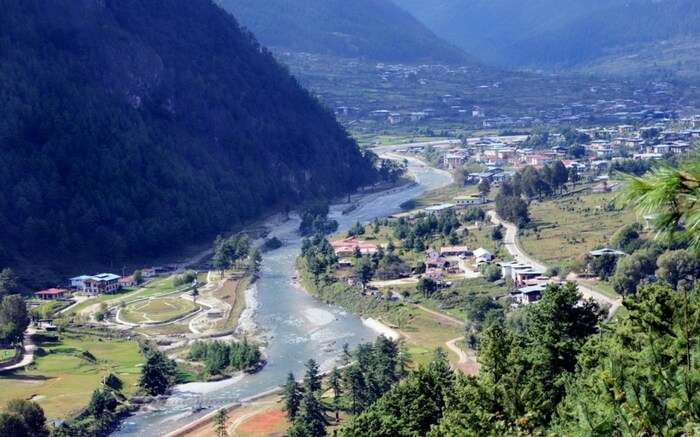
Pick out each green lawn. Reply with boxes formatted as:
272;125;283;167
415;278;508;321
0;333;142;420
0;348;16;361
519;191;640;267
120;296;197;324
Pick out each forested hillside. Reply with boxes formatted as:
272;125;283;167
216;0;470;64
396;0;700;77
0;0;376;281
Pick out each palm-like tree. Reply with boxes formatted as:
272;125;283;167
617;156;700;246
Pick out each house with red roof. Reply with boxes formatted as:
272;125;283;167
330;238;379;257
35;288;68;300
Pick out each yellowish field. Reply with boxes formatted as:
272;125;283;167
519;192;640;267
0;333;142;420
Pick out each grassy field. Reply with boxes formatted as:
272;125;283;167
136;322;192;337
353;133;450;147
0;332;142;420
519;192;640;267
397;309;463;368
0;348;16;361
415;277;508;322
412;184;480;209
120;296;197;324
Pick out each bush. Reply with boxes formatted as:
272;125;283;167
263;237;283;251
173;270;197;287
399;199;417;210
80;350;97;363
482;264;502;282
104;373;123;391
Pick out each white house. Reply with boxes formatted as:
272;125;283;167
69;275;92;289
473;248;493;263
83;273;121;294
425;203;456;215
511;284;546;306
454;194;486;207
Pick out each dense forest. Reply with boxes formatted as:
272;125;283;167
0;0;377;282
396;0;700;77
216;0;470;64
340;282;700;436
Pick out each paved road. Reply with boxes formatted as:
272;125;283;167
0;328;36;372
487;210;623;317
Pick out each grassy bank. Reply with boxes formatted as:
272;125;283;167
298;263;463;368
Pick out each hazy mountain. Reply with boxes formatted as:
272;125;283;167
216;0;471;64
396;0;700;77
0;0;376;279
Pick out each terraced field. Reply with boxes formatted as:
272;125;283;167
120;296;198;325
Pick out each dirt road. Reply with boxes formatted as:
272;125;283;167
487;210;623;316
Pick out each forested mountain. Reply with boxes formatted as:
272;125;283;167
216;0;470;64
396;0;700;78
0;0;376;281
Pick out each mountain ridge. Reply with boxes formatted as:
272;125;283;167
217;0;471;64
0;0;376;282
395;0;700;78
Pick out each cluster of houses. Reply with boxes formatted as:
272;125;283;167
33;266;172;301
324;54;689;132
35;273;121;301
330;238;379;257
424;246;493;286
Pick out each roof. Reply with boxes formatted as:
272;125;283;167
473;248;492;258
330;238;378;253
86;273;121;282
439;246;470;254
36;288;66;296
517;284;547;294
589;248;627;257
70;275;92;281
425;203;455;212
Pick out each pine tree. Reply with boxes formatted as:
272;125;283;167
296;389;326;437
283;373;302;420
213;408;228;437
329;367;342;421
304;359;322;393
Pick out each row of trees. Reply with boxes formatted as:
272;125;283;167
283;336;406;436
189;339;262;376
212;234;252;274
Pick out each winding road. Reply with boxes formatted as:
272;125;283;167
487;210;623;317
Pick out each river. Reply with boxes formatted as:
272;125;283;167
114;155;452;436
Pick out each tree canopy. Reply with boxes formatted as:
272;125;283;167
0;0;376;281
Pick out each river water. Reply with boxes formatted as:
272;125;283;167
114;156;452;436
